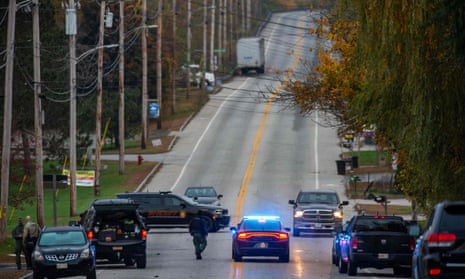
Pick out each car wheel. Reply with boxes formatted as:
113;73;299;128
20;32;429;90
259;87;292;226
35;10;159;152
87;268;97;279
393;266;410;277
33;272;43;279
338;256;347;273
124;257;135;266
279;253;290;263
232;247;242;262
293;227;300;237
136;253;147;269
347;259;357;276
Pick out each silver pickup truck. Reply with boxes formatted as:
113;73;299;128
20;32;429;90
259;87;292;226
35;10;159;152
289;190;349;236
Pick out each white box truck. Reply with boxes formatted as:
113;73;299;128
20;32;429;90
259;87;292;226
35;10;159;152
236;37;265;74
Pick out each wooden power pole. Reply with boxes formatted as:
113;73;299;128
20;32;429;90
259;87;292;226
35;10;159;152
0;0;17;241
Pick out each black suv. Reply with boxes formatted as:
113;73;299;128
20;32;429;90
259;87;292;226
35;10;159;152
32;225;96;279
116;191;230;232
412;201;465;279
79;198;147;268
289;190;349;236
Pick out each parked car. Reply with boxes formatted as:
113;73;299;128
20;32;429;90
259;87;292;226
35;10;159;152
184;186;223;206
412;201;465;279
79;198;147;268
32;225;96;279
116;191;230;232
230;215;290;262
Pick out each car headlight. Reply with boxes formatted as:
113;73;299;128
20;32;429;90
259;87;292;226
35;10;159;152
32;250;44;261
80;248;91;259
333;211;343;219
294;210;304;218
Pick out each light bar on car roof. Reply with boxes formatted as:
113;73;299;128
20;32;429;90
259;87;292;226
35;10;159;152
243;215;280;221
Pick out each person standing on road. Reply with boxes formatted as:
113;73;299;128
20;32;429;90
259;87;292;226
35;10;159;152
12;217;25;270
23;215;41;269
189;210;209;260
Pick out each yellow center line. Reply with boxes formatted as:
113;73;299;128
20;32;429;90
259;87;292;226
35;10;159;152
229;14;307;279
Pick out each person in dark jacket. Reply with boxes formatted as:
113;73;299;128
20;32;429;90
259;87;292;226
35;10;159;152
188;210;209;260
12;218;25;270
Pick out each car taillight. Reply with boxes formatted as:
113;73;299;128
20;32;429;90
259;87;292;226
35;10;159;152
351;237;358;249
427;232;456;247
410;239;416;250
87;230;93;240
429;268;441;276
238;232;248;239
141;228;147;240
278;233;289;240
237;232;289;240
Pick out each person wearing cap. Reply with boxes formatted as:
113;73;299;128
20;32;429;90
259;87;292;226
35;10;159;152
23;215;41;269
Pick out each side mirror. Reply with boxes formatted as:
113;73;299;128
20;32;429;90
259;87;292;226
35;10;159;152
218;194;223;199
288;200;296;205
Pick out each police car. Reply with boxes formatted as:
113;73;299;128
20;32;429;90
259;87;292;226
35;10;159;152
116;191;230;232
230;216;290;262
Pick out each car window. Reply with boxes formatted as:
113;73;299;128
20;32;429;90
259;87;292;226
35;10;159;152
298;193;338;204
355;218;407;232
439;205;465;233
164;196;184;206
39;231;86;246
243;220;281;231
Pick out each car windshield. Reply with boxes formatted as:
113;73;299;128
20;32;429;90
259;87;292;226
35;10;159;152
298;192;338;205
39;231;86;246
185;187;217;198
242;220;281;231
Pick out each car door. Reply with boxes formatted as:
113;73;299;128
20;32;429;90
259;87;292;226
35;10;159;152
160;195;189;225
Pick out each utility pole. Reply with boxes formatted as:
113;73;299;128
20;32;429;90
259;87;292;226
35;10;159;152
156;0;163;129
118;0;125;174
0;0;16;241
201;0;207;103
141;0;148;149
32;0;44;227
210;0;215;72
171;0;176;114
67;0;78;216
221;0;227;72
246;0;251;33
95;0;106;195
240;0;245;35
186;0;191;99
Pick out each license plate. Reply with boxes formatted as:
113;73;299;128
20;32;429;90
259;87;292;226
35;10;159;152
112;246;123;251
315;223;322;228
256;242;268;248
378;253;389;259
56;263;68;269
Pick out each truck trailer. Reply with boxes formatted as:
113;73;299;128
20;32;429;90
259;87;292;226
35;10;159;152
236;37;265;74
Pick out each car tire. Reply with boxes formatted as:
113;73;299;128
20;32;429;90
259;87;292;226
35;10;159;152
232;247;242;262
87;268;97;279
136;254;147;269
293;227;300;237
279;253;290;263
393;266;410;277
124;257;135;266
338;256;347;273
33;272;43;279
347;259;357;276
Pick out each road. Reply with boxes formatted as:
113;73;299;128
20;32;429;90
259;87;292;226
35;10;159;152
92;10;407;279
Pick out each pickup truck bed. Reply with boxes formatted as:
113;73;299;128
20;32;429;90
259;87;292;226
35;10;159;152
336;215;416;276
